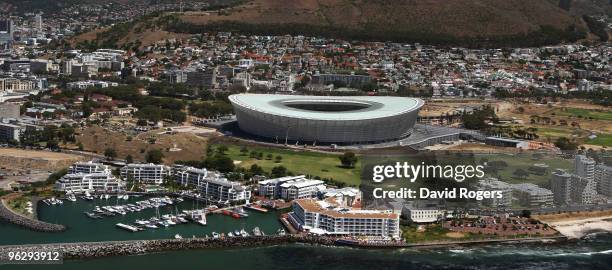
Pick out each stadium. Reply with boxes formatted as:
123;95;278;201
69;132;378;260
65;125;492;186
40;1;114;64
229;94;424;144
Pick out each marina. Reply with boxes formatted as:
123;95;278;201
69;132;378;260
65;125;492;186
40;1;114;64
0;196;284;245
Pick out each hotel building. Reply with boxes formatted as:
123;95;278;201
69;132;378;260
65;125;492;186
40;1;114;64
120;163;171;185
550;169;597;205
55;172;123;193
288;198;400;238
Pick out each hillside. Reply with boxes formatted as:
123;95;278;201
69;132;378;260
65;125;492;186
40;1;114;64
73;0;611;48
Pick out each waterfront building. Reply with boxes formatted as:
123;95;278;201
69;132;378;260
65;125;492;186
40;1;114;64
199;177;251;204
173;165;250;204
478;178;513;208
279;179;326;201
55;172;123;193
120;163;171;185
551;169;597;205
288;198;400;238
401;200;445;223
595;164;612;197
68;161;111;174
511;183;553;208
257;175;308;199
319;187;360;207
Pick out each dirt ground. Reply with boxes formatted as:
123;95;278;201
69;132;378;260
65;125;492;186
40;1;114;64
0;148;86;190
75;126;213;165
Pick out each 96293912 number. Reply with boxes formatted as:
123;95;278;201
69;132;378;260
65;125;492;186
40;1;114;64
1;250;63;264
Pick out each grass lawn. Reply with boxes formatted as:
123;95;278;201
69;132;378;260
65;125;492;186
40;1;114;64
587;133;612;147
486;153;572;187
553;108;612;121
213;144;361;186
5;195;33;217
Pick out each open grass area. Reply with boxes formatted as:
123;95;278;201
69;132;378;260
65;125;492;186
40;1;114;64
587;133;612;147
401;224;500;243
214;144;361;186
4;195;33;218
485;153;572;187
553;108;612;121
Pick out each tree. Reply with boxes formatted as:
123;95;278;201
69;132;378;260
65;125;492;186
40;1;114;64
145;149;164;163
275;155;282;163
271;166;288;178
240;146;249;155
249;164;264;176
513;168;529;179
266;153;273;160
216;145;229;155
104;148;117;160
125;154;134;164
554;137;578;151
339;152;358;168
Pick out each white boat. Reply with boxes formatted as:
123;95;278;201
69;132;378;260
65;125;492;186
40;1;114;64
134;219;149;225
174;234;183;239
252;227;262;236
66;194;77;202
227;232;234;237
116;223;139;232
240;229;249;237
145;224;158;229
212;232;220;239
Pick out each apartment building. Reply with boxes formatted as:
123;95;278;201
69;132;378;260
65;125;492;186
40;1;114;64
258;175;307;199
512;183;554;208
55;172;123;193
199;177;251;204
120;163;171;185
478;178;513;208
595;164;612;197
575;155;596;181
68;161;111;174
279;179;326;201
288;198;400;238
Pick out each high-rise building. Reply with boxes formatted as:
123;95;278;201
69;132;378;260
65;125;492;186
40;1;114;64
595;164;612;197
575;155;595;181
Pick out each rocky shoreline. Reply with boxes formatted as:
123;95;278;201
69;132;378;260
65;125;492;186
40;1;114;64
0;235;334;260
0;199;66;233
0;234;570;262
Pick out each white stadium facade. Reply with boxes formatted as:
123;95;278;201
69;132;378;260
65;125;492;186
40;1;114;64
229;94;424;144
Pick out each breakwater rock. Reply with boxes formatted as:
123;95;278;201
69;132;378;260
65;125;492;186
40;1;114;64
0;235;336;260
0;200;66;233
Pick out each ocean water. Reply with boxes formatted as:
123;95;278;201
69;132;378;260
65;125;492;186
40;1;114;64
1;198;611;270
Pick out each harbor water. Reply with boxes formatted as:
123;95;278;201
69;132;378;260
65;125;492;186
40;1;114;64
0;197;283;245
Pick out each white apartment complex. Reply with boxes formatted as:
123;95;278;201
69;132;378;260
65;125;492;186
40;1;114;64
288;198;400;238
279;179;326;201
174;166;251;204
512;183;554;208
120;163;171;185
478;178;513;208
258;175;306;199
55;172;123;193
258;175;325;201
68;161;110;174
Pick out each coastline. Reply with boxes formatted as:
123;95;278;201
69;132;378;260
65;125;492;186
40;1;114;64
542;216;612;239
0;235;569;261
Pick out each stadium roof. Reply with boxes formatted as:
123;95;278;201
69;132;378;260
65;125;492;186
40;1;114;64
229;94;423;121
